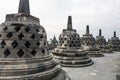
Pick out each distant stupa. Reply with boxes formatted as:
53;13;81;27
96;29;106;47
0;0;70;80
48;36;58;50
95;29;112;53
52;16;93;67
81;25;104;57
108;31;120;51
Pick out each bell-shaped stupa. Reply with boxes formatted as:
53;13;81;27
48;36;58;51
0;0;70;80
52;16;93;67
81;25;104;57
108;31;120;51
96;29;112;53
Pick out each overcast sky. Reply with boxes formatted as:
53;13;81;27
0;0;120;40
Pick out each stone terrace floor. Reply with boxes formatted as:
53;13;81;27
63;52;120;80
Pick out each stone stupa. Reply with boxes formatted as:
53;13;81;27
81;25;104;57
52;16;93;67
48;36;58;51
0;0;70;80
108;31;120;51
96;29;112;53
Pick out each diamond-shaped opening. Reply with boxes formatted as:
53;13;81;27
69;44;72;47
4;49;10;58
40;35;44;38
36;29;39;32
7;32;13;38
25;41;31;48
17;49;24;57
12;40;18;48
44;41;46;46
36;42;40;46
3;26;8;31
31;34;36;40
71;41;74;43
42;49;45;54
31;49;37;56
1;40;6;48
25;27;30;32
0;34;2;37
15;26;20;32
64;44;67;46
18;33;24;40
74;45;76;47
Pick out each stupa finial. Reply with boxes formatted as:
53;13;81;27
67;16;72;30
18;0;30;14
114;31;116;37
53;35;56;40
86;25;90;34
99;29;102;36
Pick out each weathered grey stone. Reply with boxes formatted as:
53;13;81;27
95;29;113;53
48;36;58;51
52;16;93;67
18;0;30;14
108;31;120;51
63;52;120;80
81;25;104;57
0;0;70;80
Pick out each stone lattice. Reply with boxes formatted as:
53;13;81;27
52;16;93;67
0;0;70;80
81;25;104;57
48;36;58;50
108;31;120;51
95;29;112;53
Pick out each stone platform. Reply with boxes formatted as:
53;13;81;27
63;52;120;80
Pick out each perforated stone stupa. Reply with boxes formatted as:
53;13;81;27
48;36;58;51
0;0;70;80
52;16;93;67
95;29;112;53
108;31;120;51
81;25;104;57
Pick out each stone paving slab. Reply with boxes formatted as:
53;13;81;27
63;52;120;80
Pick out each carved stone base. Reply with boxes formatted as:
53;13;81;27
100;49;113;53
0;56;70;80
110;48;120;51
52;48;93;67
85;51;104;57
